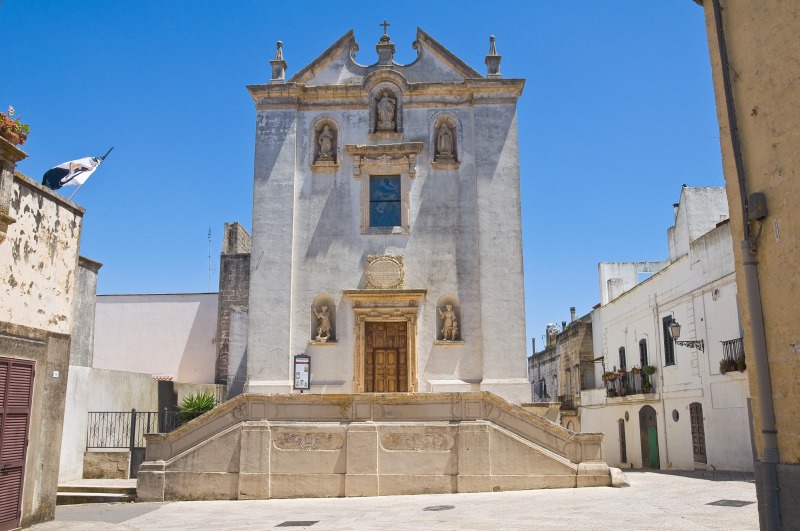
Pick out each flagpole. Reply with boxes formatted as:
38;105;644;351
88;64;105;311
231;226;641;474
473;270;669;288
68;181;87;201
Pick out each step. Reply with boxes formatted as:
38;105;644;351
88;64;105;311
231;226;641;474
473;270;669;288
58;485;137;495
56;491;137;505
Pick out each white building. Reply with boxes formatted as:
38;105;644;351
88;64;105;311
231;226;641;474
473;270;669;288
235;28;530;403
59;292;220;482
581;186;752;472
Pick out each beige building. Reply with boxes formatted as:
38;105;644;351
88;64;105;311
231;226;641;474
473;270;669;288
696;1;800;528
0;139;84;529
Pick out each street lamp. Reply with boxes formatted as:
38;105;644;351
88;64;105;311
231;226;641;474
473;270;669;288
668;319;704;351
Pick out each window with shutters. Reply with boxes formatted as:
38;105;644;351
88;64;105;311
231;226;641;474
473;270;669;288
663;316;676;365
0;357;35;531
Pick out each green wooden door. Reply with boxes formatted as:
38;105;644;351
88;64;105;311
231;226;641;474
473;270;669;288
648;426;660;469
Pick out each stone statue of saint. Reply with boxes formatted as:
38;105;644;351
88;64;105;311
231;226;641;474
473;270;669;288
314;305;333;342
437;126;453;158
376;93;396;131
545;323;559;347
438;304;458;341
318;125;333;159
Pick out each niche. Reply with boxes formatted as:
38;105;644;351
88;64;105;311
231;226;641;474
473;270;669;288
434;295;463;344
368;82;403;140
430;113;460;170
310;294;336;343
311;116;340;173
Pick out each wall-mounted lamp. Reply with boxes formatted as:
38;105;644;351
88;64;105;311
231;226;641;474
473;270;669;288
668;319;704;351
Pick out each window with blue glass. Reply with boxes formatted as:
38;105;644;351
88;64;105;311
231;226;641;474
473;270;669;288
369;175;401;227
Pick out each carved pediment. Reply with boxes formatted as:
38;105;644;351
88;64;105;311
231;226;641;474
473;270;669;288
345;142;422;180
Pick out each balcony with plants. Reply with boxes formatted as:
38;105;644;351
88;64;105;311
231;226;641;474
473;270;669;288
603;364;657;398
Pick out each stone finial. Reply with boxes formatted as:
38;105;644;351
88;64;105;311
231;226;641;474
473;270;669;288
485;35;502;79
270;40;288;84
376;20;395;66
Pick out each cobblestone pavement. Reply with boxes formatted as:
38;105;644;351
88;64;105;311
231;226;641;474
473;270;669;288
33;471;758;530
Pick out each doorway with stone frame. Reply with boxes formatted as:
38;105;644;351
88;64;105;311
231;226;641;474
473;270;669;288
364;321;407;392
347;290;424;394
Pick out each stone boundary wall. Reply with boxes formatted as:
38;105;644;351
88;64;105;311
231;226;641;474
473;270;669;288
138;392;609;500
83;450;130;480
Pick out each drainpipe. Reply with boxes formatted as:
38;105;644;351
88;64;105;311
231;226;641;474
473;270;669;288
710;1;780;528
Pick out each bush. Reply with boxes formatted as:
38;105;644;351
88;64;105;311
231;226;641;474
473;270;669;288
179;391;216;424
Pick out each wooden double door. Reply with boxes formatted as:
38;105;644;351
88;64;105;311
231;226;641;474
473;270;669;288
364;322;408;393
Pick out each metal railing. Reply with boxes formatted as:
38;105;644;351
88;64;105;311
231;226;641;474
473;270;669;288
86;409;180;449
604;373;656;397
86;408;180;478
720;337;746;373
722;337;744;361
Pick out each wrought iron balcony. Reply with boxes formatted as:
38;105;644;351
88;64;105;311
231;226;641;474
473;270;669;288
720;337;746;374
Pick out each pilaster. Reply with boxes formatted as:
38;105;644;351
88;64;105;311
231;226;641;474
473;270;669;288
0;137;26;244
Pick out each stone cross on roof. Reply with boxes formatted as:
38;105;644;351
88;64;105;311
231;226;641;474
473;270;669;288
380;19;391;35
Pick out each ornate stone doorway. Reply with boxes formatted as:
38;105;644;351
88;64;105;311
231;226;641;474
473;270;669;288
364;322;408;392
346;289;424;393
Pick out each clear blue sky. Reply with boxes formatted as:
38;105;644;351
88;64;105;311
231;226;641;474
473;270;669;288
1;1;723;356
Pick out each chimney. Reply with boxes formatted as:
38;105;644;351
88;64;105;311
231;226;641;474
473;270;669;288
570;307;577;322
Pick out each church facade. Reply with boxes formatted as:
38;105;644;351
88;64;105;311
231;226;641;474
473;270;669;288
238;27;529;404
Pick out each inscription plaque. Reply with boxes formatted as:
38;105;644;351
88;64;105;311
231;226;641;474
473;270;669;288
381;432;454;451
366;255;404;289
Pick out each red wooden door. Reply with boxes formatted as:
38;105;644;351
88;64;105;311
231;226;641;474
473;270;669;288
0;358;35;531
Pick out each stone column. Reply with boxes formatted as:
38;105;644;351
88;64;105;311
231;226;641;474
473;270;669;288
0;137;26;244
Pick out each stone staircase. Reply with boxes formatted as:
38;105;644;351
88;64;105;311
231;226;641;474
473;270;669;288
57;479;137;505
138;392;611;501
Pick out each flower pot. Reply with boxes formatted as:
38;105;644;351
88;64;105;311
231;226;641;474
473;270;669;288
0;130;20;145
643;386;652;394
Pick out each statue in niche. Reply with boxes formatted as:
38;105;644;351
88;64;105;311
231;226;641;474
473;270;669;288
317;125;334;160
438;304;458;341
376;92;396;131
314;305;333;342
436;125;454;160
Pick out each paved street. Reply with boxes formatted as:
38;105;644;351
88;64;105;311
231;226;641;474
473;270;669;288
33;471;758;530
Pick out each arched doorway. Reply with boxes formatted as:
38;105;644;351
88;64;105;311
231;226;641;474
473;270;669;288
690;402;707;464
639;405;660;469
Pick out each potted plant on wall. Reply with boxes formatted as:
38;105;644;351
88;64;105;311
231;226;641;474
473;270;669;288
630;366;641;375
0;109;29;146
736;352;747;372
642;365;656;393
641;374;653;393
602;371;617;382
